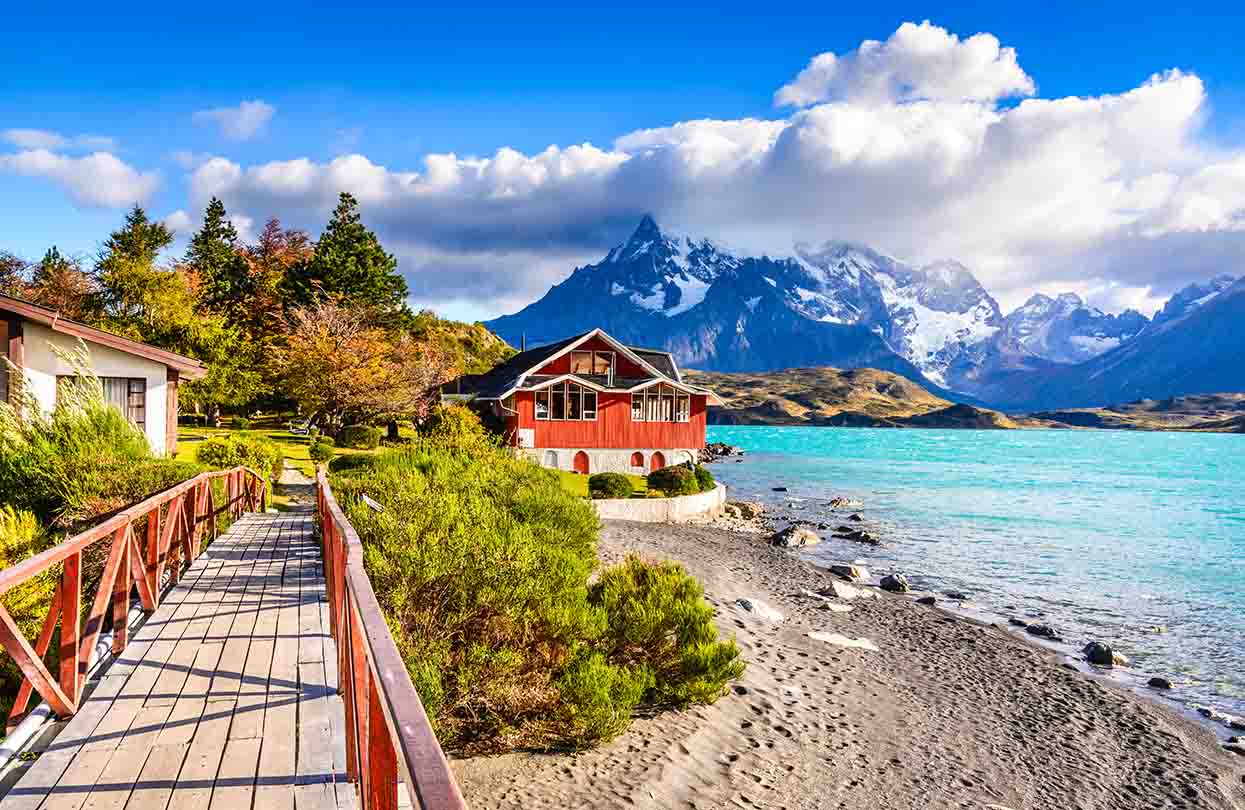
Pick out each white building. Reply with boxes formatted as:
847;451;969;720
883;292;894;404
1;294;205;456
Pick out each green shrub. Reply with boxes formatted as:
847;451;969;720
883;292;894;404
590;556;744;706
231;416;251;431
339;424;382;450
328;453;376;475
646;465;699;497
195;434;283;481
332;440;743;753
419;404;494;450
308;427;321;441
588;473;633;500
308;439;335;464
0;507;59;717
314;435;335;447
693;464;715;493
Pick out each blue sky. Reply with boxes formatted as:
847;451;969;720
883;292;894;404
3;2;1245;320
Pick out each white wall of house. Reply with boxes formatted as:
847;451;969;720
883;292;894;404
21;323;171;456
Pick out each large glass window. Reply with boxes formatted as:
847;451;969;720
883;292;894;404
57;375;146;429
630;383;691;423
539;382;597;421
570;350;614;376
570;351;593;374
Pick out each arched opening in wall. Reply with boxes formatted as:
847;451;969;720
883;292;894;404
630;451;644;468
543;450;558;469
680;451;696;466
650;451;666;473
573;451;590;475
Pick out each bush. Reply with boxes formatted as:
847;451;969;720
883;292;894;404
308;439;335;464
419;404;494;450
646;465;699;497
588;473;633;500
0;507;58;717
308;427;321;441
590;556;744;706
693;464;715;492
195;434;283;481
231;416;251;431
332;440;743;753
328;453;376;475
339;424;382;450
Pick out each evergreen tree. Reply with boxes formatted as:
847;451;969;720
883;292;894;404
285;192;409;323
185;197;252;313
94;205;176;323
28;247;98;321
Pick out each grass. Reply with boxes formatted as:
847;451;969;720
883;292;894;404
554;470;648;499
176;415;393;478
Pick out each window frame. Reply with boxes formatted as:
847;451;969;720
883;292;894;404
534;389;550;420
629;382;693;424
57;374;147;430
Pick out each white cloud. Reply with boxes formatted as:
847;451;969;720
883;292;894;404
182;22;1245;316
2;129;119;152
191;100;276;141
163;209;194;234
775;21;1035;107
0;149;160;208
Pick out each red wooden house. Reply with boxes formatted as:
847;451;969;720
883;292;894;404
442;329;722;475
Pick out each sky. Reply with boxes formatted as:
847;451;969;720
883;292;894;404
3;1;1245;322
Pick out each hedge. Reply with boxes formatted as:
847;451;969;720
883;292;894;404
588;473;633;500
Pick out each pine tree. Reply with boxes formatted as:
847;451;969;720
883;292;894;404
94;206;177;327
185;197;252;313
285;192;410;323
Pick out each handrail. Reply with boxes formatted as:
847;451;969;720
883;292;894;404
316;468;468;810
0;466;267;727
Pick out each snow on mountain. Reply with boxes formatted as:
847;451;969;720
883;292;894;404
1150;274;1238;327
992;292;1148;366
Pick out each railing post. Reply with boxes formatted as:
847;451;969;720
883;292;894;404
111;526;131;653
146;505;160;609
59;553;81;701
367;673;399;810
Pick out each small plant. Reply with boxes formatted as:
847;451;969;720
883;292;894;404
589;472;633;500
590;555;744;706
339;424;383;450
231;416;251;431
693;464;715;492
308;439;335;464
556;649;651;745
646;465;699;497
308;427;321;441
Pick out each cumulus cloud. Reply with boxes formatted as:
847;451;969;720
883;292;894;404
0;149;159;208
163;209;194;235
184;21;1245;316
192;100;276;141
2;128;119;151
774;21;1035;107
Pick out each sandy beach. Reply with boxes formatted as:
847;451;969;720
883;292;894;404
453;519;1245;810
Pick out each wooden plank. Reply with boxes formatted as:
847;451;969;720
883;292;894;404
37;747;113;810
206;737;260;810
166;700;232;810
61;554;82;702
75;740;149;810
121;742;187;810
0;603;74;717
0;750;76;810
8;583;63;727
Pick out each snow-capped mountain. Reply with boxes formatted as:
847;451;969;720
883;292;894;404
484;216;1241;406
1150;274;1238;327
992;293;1148;365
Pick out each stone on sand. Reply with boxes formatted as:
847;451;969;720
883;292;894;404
828;564;869;581
1147;677;1173;690
771;525;821;548
731;501;764;519
1083;641;1116;667
819;580;877;601
735;598;784;622
916;595;936;606
807;631;879;652
880;573;910;593
798;589;854;612
1026;624;1060;641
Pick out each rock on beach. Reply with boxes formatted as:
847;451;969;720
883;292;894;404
771;525;821;548
879;573;910;593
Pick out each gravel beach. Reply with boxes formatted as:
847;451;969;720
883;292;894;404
453;519;1245;810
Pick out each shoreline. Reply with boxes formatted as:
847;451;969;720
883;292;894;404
453;519;1245;809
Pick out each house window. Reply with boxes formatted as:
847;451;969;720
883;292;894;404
539;381;597;421
535;390;549;420
57;375;147;430
570;350;614;376
630;383;691;423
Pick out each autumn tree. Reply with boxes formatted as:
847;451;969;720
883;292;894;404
278;301;451;433
284;193;410;325
27;248;98;321
0;251;27;297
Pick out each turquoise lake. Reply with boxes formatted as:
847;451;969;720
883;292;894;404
706;425;1245;726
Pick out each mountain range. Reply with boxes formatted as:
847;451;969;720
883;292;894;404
484;217;1244;411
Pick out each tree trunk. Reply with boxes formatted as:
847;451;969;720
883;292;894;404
207;403;220;428
387;420;400;442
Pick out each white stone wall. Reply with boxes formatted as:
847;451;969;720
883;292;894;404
593;483;727;523
20;323;171;456
519;447;699;475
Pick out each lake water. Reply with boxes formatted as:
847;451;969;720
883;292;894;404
706;425;1245;730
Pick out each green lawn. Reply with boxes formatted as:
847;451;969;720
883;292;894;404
554;469;649;499
176;416;382;477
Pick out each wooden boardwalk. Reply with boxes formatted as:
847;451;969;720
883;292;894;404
0;508;356;810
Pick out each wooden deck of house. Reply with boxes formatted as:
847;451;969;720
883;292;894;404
0;508;356;810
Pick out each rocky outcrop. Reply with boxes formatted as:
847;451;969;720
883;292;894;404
1147;677;1173;690
770;525;821;548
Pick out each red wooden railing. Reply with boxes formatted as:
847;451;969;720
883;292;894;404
316;469;468;810
0;467;266;727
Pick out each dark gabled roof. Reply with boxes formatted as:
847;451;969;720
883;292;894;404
440;332;588;399
0;293;207;379
630;349;680;381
